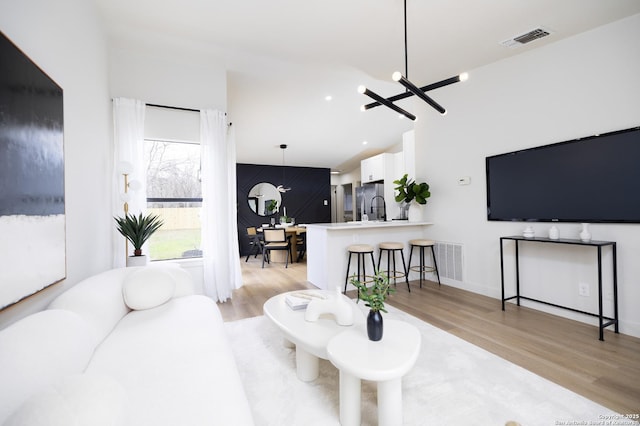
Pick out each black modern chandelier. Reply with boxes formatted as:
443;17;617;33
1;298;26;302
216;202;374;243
358;0;468;120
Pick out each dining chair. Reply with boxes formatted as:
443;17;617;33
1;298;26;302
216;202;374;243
261;228;292;268
245;226;263;262
296;231;306;262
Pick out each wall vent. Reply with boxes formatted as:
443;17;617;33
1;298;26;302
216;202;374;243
434;241;463;282
500;27;552;48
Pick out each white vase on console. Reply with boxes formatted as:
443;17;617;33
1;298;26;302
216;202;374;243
579;223;591;242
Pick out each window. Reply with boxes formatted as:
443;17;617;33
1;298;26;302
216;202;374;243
145;139;202;260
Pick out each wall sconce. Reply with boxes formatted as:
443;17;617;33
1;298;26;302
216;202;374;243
119;161;141;215
118;161;141;258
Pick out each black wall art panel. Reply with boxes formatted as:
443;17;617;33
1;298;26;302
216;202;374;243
236;163;331;256
0;31;65;309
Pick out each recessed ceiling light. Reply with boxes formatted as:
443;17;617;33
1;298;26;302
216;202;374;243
325;95;332;101
362;141;368;145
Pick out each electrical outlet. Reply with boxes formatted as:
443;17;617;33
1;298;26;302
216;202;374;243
578;282;590;297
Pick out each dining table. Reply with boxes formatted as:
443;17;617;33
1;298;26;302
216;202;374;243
258;225;307;263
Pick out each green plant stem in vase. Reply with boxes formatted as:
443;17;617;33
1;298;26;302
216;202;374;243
349;271;395;341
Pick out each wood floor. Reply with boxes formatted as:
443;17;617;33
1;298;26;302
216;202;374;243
218;257;640;415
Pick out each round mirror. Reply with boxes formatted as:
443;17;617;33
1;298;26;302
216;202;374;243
247;182;282;216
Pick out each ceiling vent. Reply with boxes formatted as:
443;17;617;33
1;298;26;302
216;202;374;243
500;27;552;48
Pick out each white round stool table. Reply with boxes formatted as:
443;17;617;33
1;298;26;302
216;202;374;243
327;320;421;426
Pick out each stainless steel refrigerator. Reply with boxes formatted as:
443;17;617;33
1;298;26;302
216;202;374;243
355;182;386;221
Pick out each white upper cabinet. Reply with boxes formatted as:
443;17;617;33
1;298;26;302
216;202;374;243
361;153;393;183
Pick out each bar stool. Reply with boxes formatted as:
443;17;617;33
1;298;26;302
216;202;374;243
344;244;376;294
377;242;410;292
407;239;441;288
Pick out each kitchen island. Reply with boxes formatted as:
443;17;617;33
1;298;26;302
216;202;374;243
306;221;433;291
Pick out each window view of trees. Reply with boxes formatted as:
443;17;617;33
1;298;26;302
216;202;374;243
145;140;202;260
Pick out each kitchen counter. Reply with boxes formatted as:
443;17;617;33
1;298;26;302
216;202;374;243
306;221;434;291
305;221;432;230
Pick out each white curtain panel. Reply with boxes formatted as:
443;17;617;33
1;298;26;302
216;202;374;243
112;98;146;268
200;110;243;302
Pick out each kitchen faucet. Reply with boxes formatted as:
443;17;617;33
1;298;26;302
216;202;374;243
370;195;387;221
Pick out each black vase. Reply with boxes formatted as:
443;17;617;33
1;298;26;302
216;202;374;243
367;310;383;341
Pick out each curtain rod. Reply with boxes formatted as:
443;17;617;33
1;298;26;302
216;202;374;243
146;102;230;124
146;102;200;113
112;99;226;115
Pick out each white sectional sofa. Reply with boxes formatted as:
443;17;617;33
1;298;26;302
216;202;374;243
0;266;254;426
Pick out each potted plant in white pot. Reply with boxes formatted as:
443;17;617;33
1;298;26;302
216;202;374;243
349;271;395;341
114;212;164;266
393;173;431;221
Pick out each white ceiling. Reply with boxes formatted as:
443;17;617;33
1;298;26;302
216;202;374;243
94;0;640;172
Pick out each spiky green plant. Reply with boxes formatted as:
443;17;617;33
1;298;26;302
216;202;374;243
349;271;395;313
114;213;164;256
393;173;431;205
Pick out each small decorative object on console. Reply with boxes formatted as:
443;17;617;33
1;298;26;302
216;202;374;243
523;226;534;238
579;223;592;242
548;225;559;240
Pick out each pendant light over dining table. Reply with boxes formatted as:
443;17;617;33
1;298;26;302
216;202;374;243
358;0;468;120
276;144;291;193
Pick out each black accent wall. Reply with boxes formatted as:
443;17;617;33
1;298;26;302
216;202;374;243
236;163;331;256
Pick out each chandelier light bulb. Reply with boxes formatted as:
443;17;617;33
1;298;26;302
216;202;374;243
459;72;469;82
392;71;402;82
357;85;366;94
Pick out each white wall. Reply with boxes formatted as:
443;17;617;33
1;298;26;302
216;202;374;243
414;14;640;337
109;46;227;111
0;0;111;328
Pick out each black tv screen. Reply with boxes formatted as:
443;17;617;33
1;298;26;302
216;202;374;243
486;126;640;223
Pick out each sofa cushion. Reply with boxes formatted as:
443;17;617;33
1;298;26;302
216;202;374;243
3;374;126;426
122;267;176;310
0;310;97;423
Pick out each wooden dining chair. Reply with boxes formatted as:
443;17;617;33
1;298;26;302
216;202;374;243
261;228;293;268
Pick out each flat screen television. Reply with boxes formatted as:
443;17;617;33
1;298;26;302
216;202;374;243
486;126;640;223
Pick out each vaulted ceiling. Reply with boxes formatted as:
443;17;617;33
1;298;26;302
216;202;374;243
94;0;640;171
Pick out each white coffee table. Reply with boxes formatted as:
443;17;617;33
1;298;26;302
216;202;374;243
326;319;421;426
263;290;364;381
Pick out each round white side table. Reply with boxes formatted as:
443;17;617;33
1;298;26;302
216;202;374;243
327;319;421;426
263;290;364;381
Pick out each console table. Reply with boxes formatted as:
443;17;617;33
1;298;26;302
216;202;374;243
499;236;618;341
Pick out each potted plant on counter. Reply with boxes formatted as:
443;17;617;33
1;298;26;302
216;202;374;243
393;174;431;220
114;212;164;266
349;271;395;341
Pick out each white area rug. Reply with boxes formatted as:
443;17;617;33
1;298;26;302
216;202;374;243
225;305;622;426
